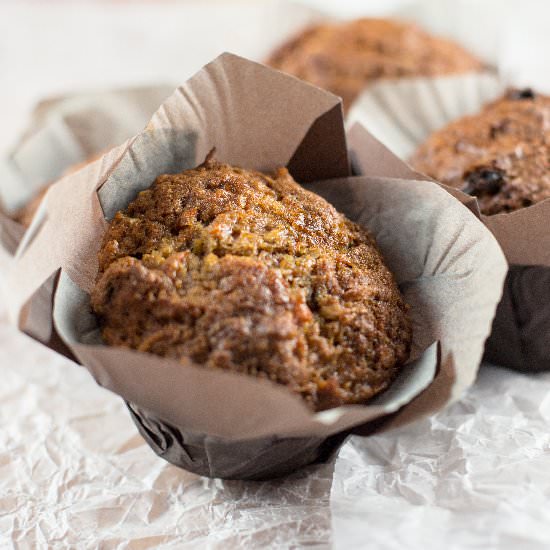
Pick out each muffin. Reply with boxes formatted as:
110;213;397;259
90;152;412;411
410;89;550;215
267;18;483;111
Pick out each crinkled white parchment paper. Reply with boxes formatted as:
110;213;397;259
332;366;550;550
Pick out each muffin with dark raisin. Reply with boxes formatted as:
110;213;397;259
90;152;412;411
267;18;482;111
410;89;550;215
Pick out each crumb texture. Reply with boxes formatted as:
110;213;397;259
91;154;411;410
267;18;482;110
410;89;550;215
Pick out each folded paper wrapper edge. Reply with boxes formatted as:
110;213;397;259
51;264;441;440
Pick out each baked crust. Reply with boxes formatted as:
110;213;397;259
91;153;411;411
410;89;550;215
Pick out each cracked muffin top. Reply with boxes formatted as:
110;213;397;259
267;18;482;111
410;89;550;215
91;152;411;411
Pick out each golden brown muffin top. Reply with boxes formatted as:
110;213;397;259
410;89;550;215
267;18;482;110
91;153;411;410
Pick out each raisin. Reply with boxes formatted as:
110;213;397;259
506;88;536;100
462;167;506;196
522;198;533;207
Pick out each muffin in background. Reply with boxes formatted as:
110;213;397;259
91;152;412;412
267;18;483;110
13;152;104;228
410;89;550;215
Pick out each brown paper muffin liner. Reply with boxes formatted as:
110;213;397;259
348;74;550;372
5;54;506;479
0;85;173;255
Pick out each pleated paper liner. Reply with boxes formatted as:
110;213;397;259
347;72;503;159
348;73;550;372
0;85;173;255
6;54;506;479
